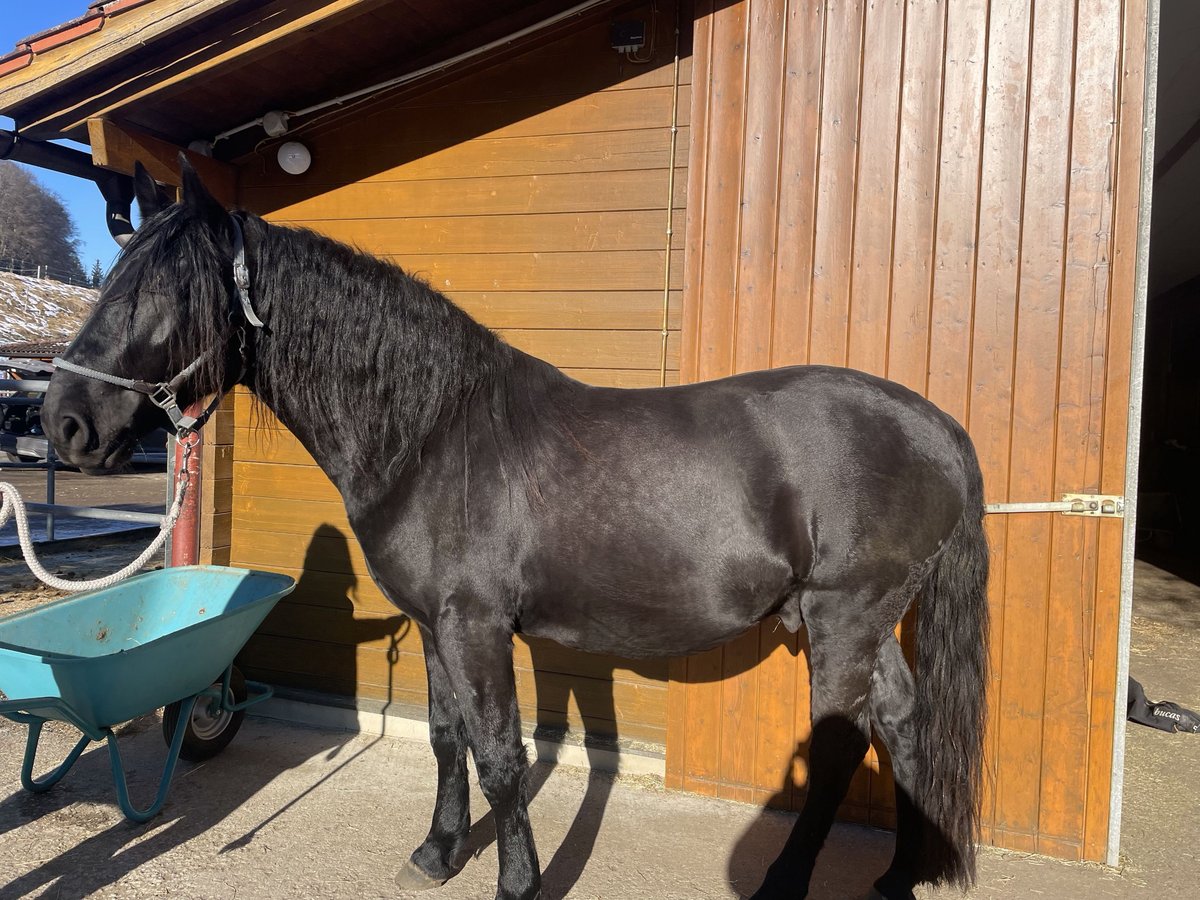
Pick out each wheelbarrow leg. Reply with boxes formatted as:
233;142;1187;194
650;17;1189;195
106;695;199;823
20;719;92;793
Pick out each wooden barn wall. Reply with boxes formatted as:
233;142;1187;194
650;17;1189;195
667;0;1149;863
198;398;233;567
227;5;689;746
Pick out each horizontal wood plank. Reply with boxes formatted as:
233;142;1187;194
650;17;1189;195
233;429;315;465
231;527;371;576
247;169;688;219
393;251;683;293
236;461;339;501
233;496;349;534
498;328;680;369
453;291;683;330
277;209;686;255
251;127;689;187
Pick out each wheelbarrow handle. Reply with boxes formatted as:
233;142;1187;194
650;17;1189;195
20;719;92;793
106;694;199;824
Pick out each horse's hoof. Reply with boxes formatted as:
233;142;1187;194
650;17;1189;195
395;860;447;891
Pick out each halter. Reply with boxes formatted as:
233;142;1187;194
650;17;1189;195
53;215;265;436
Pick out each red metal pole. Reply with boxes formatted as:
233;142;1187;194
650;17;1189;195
169;403;204;567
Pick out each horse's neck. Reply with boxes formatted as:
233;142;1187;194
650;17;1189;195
242;231;511;497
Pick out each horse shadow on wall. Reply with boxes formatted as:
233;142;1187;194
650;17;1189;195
243;522;411;712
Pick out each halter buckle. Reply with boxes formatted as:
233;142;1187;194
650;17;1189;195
233;258;251;294
148;383;176;410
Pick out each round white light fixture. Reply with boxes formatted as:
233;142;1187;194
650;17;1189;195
277;141;311;175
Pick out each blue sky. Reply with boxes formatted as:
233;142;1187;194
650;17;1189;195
1;1;123;274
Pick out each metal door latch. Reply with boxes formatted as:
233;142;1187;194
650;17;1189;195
1061;494;1124;517
985;494;1125;517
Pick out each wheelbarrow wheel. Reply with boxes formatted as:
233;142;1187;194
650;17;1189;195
162;667;248;761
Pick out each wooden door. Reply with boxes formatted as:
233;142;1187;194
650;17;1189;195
667;0;1152;861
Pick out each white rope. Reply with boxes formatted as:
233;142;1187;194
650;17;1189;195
0;446;192;593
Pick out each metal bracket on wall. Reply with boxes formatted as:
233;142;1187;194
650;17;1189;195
985;494;1125;518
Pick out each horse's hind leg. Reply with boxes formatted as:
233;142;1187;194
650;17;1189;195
399;627;472;889
751;590;883;899
867;634;920;900
432;602;540;900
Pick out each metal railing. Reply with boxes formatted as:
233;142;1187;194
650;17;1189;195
0;373;166;541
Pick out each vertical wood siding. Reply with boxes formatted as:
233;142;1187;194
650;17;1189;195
227;4;689;746
669;0;1149;860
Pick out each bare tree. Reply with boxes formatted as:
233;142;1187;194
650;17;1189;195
0;160;87;283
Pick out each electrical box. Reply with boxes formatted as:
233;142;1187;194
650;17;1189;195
611;21;646;54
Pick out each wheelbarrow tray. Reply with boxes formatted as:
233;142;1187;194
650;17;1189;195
0;566;295;731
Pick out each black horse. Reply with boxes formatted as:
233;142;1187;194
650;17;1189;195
42;161;988;900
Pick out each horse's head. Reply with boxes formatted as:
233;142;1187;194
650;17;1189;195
43;159;247;474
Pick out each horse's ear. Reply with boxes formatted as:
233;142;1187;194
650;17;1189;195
133;161;166;221
179;153;226;224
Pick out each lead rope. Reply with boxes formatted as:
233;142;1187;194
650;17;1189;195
0;440;193;593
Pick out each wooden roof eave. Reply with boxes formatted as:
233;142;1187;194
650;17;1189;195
0;0;617;152
0;0;404;144
0;0;247;136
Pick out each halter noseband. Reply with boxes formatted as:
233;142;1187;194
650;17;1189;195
53;215;265;436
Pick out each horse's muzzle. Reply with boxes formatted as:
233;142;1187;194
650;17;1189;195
41;387;103;471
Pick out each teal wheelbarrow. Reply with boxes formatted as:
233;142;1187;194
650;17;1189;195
0;566;295;822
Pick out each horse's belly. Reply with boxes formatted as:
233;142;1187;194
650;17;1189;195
519;578;794;659
524;619;762;659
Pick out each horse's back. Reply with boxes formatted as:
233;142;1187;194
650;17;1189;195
563;364;971;540
502;364;973;654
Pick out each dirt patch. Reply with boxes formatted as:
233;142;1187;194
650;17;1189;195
0;530;165;615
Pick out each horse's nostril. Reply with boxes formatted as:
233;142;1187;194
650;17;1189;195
60;414;81;443
41;393;98;462
53;411;95;455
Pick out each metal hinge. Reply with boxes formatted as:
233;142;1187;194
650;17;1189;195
985;494;1125;518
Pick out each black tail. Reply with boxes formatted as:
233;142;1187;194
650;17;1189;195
912;430;990;887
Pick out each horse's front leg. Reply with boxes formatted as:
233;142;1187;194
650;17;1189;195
398;626;472;889
432;602;540;900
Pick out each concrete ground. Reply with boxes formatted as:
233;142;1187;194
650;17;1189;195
0;553;1196;898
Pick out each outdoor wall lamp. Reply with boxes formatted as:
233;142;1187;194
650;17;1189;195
276;141;311;175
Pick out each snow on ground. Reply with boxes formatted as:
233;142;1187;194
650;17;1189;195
0;271;96;343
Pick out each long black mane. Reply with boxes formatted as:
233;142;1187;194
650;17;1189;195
109;204;542;479
245;215;522;475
